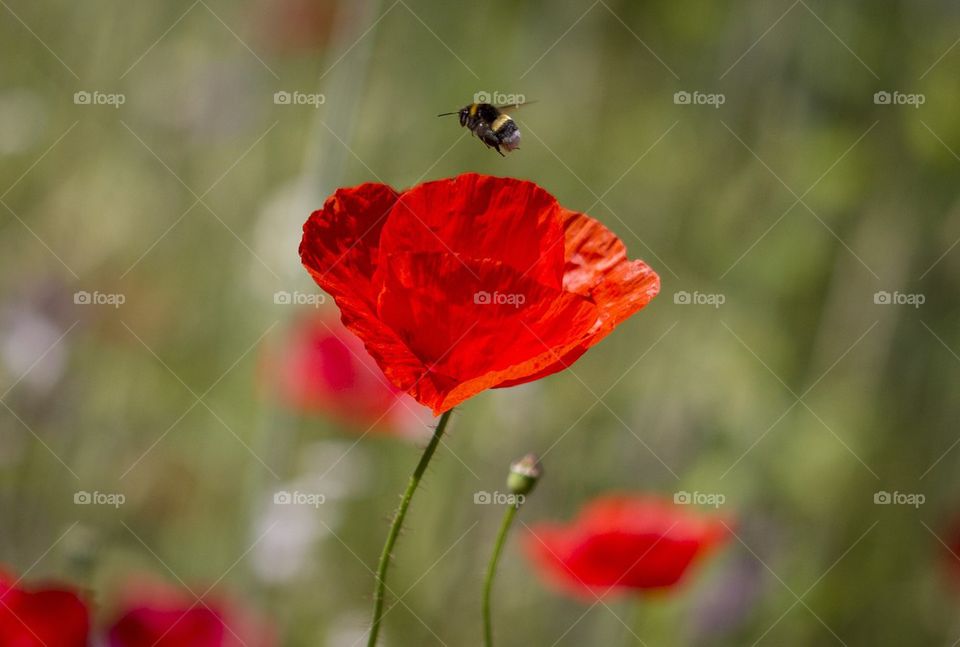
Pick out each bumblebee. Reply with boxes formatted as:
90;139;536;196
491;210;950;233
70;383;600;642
438;102;532;156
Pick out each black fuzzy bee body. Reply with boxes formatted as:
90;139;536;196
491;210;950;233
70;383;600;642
438;102;528;156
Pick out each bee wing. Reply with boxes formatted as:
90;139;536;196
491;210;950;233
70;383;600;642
494;100;538;113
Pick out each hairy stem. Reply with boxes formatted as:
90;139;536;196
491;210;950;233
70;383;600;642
367;409;453;647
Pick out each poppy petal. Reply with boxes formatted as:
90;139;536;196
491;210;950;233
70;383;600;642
300;182;397;300
525;496;728;599
300;183;427;404
497;212;659;388
107;578;275;647
0;574;89;647
376;174;566;289
376;251;601;413
21;589;91;646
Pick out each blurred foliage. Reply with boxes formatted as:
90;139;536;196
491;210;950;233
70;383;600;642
2;0;960;645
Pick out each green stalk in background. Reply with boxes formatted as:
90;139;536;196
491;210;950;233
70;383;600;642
482;454;543;647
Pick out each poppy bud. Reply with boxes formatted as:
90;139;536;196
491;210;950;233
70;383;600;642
507;453;543;496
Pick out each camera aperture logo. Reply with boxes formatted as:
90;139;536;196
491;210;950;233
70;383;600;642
274;90;325;108
674;490;725;508
474;291;525;308
74;90;126;108
274;490;325;508
74;290;125;308
873;90;924;108
673;290;725;308
473;91;525;106
74;490;125;508
873;290;924;308
273;290;325;307
873;490;924;508
674;90;725;108
473;491;525;506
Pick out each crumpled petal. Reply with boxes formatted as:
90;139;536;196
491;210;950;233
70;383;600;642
300;183;425;395
497;210;660;388
300;182;397;302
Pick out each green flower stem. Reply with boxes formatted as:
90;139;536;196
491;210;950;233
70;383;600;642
482;501;521;647
367;408;453;647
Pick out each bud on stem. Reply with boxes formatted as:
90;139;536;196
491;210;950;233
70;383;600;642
483;454;543;647
506;453;542;497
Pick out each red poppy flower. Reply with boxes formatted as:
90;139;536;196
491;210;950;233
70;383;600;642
107;579;275;647
261;310;431;436
524;496;729;599
0;569;89;647
299;173;660;415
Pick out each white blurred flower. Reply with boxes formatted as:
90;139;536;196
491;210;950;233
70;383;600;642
0;309;68;394
250;177;319;293
252;488;330;584
251;440;370;584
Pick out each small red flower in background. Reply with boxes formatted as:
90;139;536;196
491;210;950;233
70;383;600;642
107;579;275;647
524;496;729;599
300;173;660;415
0;569;89;647
261;310;431;436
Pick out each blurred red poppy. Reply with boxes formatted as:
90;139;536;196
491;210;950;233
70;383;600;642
107;579;275;647
300;173;660;415
0;569;89;647
524;496;729;599
261;310;431;436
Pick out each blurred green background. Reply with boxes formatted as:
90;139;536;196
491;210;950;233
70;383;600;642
2;0;960;644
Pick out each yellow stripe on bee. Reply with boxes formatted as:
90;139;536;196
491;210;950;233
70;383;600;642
469;104;479;117
491;114;512;131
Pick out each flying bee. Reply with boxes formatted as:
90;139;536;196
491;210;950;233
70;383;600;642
437;101;534;156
